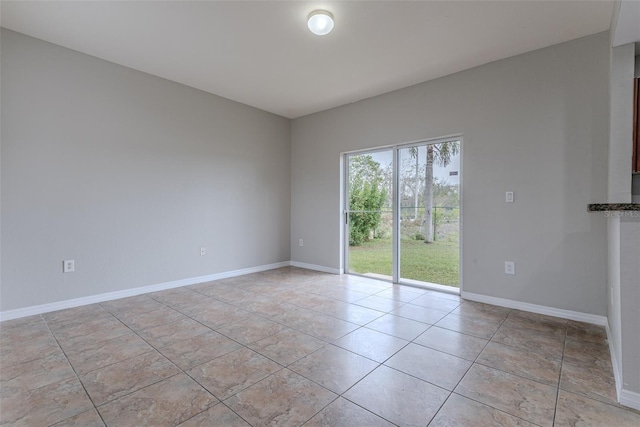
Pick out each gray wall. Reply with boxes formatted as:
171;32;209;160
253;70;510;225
607;43;636;381
620;217;640;395
1;29;291;311
609;44;635;203
633;55;639;202
291;32;610;315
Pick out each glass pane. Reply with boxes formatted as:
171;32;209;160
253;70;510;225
347;150;393;279
398;141;460;287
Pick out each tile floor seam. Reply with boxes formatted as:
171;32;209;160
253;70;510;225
550;326;568;426
217;366;339;425
41;313;108;427
297;395;343;427
432;392;547;427
216;401;255;427
336;370;404;427
93;371;185;409
438;304;536;424
185;355;286;403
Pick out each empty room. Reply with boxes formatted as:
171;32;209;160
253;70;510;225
1;1;640;426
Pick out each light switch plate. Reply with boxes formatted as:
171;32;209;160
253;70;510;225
505;261;515;275
505;191;514;203
63;260;75;273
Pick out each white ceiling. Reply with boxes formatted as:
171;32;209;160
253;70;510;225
1;1;615;118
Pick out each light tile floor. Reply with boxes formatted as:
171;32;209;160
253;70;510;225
1;267;639;426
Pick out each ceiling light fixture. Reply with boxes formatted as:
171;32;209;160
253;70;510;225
307;10;334;36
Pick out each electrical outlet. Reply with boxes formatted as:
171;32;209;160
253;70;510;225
505;191;514;203
299;239;304;247
63;260;75;273
200;247;206;256
504;261;515;275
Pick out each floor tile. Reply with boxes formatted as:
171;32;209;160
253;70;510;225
0;315;46;334
339;281;390;295
503;310;567;337
186;348;281;400
137;318;211;348
275;307;360;341
100;295;163;317
344;365;449;427
566;320;608;344
0;378;93;426
374;286;426;302
158;331;242;370
563;339;612;370
421;289;462;302
289;345;379;393
2;268;630;427
414;326;488;361
491;325;564;359
98;373;218;427
50;315;125;341
455;364;557;427
559;360;618;405
43;304;110;326
148;288;208;311
0;316;50;345
248;328;326;366
365;314;430;340
217;316;287;345
189;305;250;329
241;297;298;319
226;369;337;427
310;286;370;303
355;295;406;312
554;389;640;426
46;311;120;337
451;301;510;321
178;403;250;426
313;301;386;325
333;328;408;362
56;322;133;354
66;332;154;374
385;343;471;390
79;351;180;405
0;334;62;368
1;352;75;391
305;397;395;427
51;409;105;427
477;341;561;387
391;303;449;324
436;313;502;339
429;393;536;426
410;294;461;312
116;305;188;331
284;292;334;310
191;284;255;304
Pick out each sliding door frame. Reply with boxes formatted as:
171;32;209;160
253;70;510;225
342;134;463;294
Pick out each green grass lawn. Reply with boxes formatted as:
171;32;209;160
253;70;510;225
348;238;459;287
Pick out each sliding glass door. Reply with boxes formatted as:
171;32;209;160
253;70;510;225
345;138;461;290
345;150;394;279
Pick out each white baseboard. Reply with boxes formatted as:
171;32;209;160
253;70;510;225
460;291;608;325
290;261;342;275
606;322;640;411
605;321;623;399
619;389;640;411
0;261;291;322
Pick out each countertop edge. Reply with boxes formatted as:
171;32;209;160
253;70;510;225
588;203;640;211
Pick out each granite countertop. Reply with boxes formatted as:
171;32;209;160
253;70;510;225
588;203;640;211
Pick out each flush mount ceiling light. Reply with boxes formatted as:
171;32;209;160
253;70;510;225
307;10;334;36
